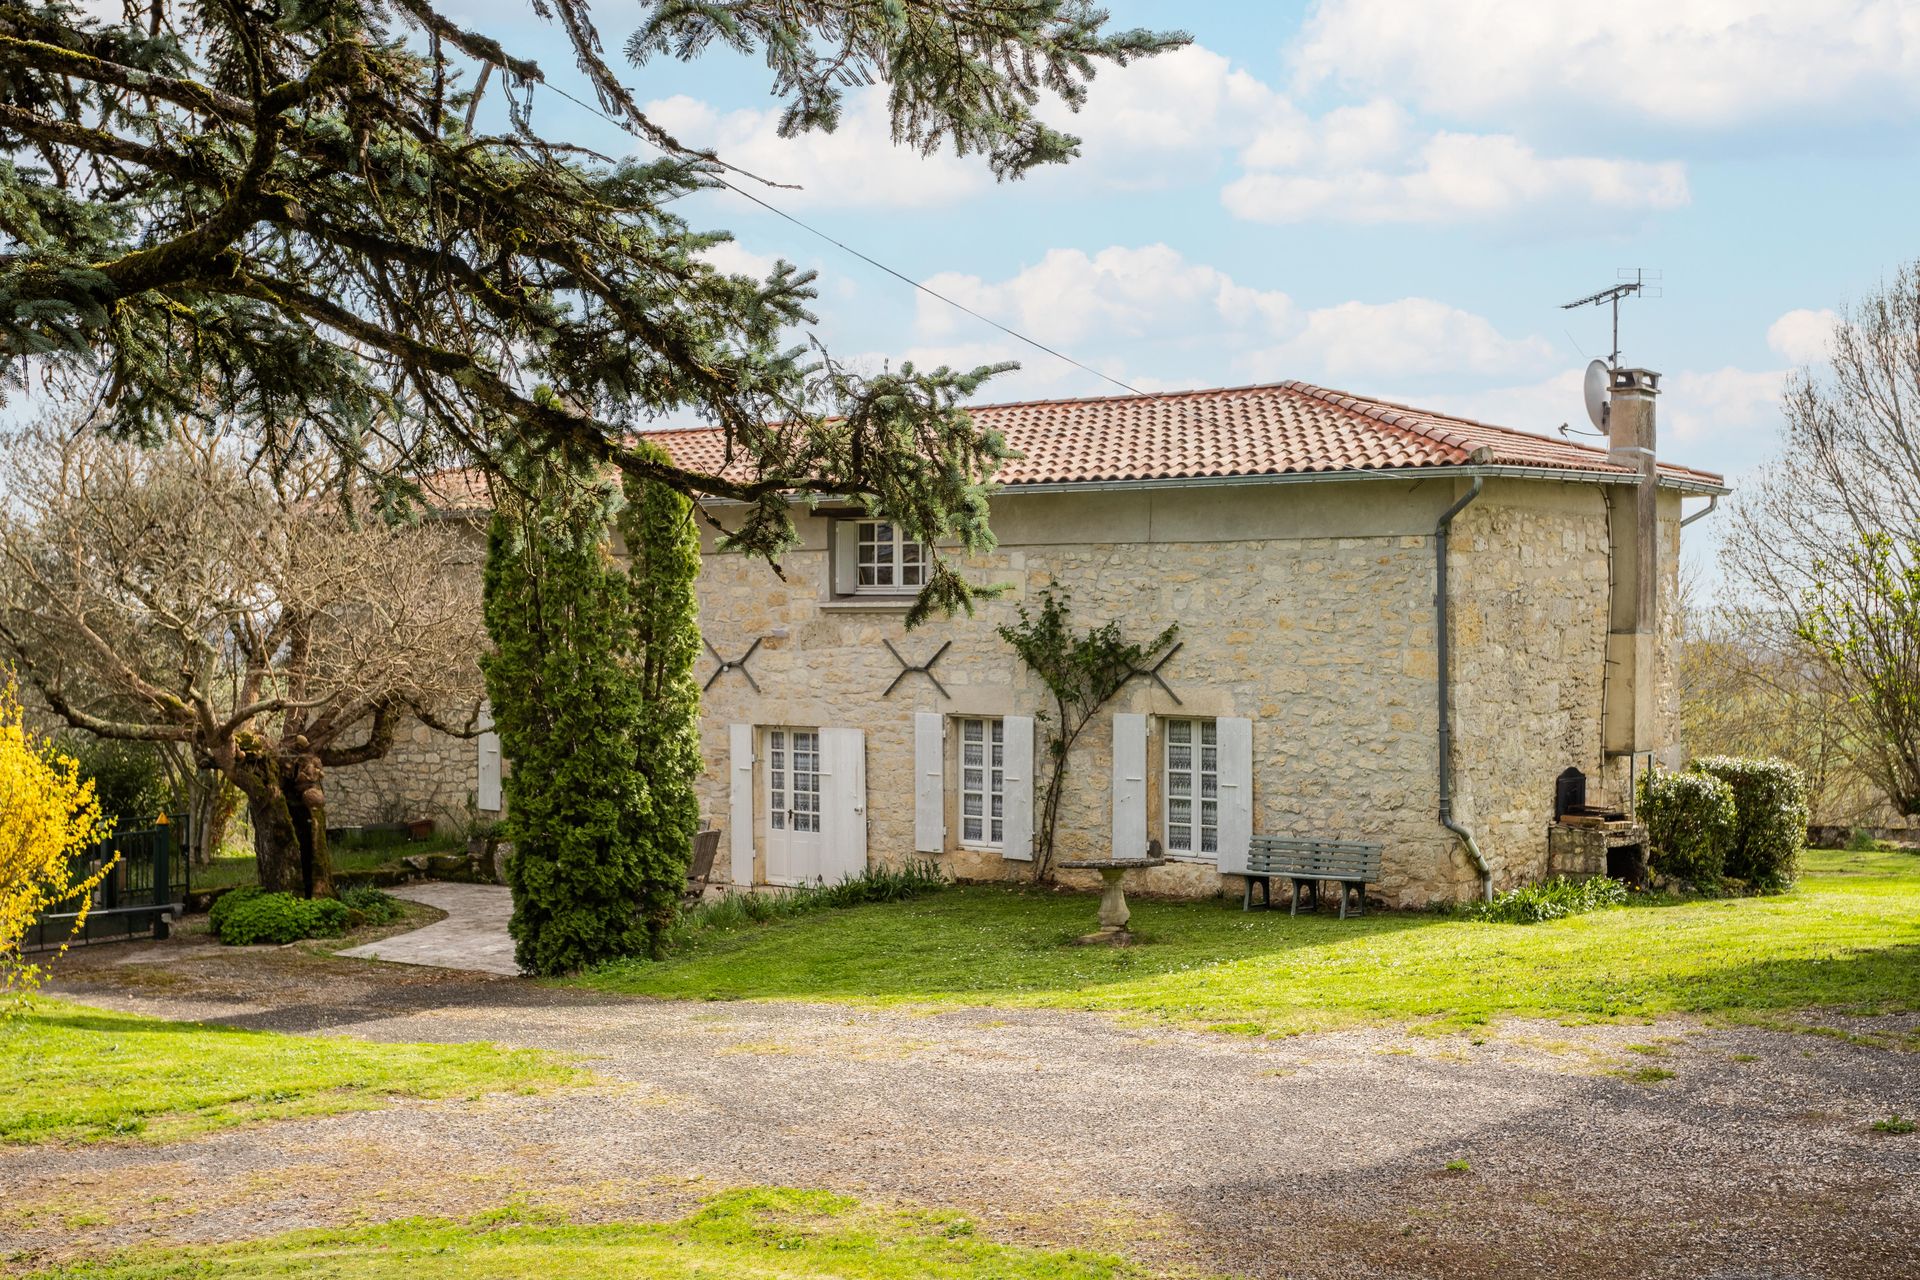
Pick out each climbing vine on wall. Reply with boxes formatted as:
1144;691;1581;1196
997;589;1177;880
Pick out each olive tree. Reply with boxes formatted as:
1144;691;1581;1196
0;415;486;896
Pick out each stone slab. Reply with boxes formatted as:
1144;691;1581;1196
336;882;520;976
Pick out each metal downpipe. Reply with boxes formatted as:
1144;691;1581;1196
1435;476;1493;901
1680;494;1720;527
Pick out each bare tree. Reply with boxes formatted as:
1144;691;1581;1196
1679;606;1875;826
1722;259;1920;814
0;415;485;896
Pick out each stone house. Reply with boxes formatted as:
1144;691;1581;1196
334;374;1724;905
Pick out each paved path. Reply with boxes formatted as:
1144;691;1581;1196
335;882;519;975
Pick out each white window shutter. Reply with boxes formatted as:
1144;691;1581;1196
820;727;868;882
1002;714;1035;861
475;700;502;811
728;723;755;886
830;521;858;596
914;712;945;853
1112;713;1148;859
1216;716;1253;875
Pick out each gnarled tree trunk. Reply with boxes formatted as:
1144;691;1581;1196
231;739;333;898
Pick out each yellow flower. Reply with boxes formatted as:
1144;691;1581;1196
0;674;116;1009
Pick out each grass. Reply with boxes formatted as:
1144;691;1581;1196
0;999;585;1144
22;1188;1145;1279
1870;1113;1916;1134
572;849;1920;1036
194;831;467;892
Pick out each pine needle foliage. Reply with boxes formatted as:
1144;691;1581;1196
0;0;1185;620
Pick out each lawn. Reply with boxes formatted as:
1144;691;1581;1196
23;1188;1141;1279
193;829;468;891
0;999;585;1144
575;849;1920;1035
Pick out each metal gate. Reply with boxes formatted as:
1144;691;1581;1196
23;814;191;950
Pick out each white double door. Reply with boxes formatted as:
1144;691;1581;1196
763;726;866;886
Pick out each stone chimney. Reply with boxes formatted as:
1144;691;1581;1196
1603;368;1660;757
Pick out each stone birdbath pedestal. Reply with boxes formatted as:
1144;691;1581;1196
1057;856;1168;946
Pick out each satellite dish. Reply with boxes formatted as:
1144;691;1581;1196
1582;359;1611;433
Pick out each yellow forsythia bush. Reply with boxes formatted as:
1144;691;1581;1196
0;677;115;1006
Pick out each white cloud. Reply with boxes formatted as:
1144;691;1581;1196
911;245;1551;389
647;43;1687;226
1225;127;1688;225
918;244;1294;348
1062;45;1280;166
696;240;783;281
1293;1;1920;129
1662;367;1788;446
1766;308;1839;364
646;46;1280;208
643;92;985;210
1250;298;1557;382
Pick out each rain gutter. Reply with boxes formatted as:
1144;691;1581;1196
1435;475;1494;902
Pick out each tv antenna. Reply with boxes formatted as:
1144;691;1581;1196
1561;268;1661;369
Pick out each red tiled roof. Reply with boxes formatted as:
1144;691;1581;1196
425;380;1725;507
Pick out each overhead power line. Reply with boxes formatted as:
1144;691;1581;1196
540;80;1143;397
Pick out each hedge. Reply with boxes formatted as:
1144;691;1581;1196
1638;770;1735;887
1690;756;1808;891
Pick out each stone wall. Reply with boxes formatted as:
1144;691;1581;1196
330;473;1695;905
691;476;1686;905
326;714;481;831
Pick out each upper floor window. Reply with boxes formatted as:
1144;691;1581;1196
1164;718;1218;857
852;520;928;593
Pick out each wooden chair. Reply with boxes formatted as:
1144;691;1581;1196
684;828;722;905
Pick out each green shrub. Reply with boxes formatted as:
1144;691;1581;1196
1639;770;1736;887
339;884;404;926
206;885;264;938
213;891;349;945
1691;756;1809;891
1846;827;1883;852
1471;876;1628;924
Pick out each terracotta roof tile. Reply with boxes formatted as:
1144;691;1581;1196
426;380;1725;508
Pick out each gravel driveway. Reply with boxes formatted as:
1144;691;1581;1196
7;932;1918;1279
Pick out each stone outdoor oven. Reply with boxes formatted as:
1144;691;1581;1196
1546;766;1648;885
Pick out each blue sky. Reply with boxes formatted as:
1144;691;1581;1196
429;5;1915;576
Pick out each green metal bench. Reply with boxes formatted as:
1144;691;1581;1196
1244;836;1383;918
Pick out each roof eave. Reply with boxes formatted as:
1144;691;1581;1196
993;464;1730;497
695;463;1730;507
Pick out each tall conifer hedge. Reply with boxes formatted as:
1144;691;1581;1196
619;451;705;954
482;461;652;975
482;447;706;974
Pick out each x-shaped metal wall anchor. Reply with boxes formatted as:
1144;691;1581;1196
1122;641;1184;705
703;636;763;693
882;638;952;698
